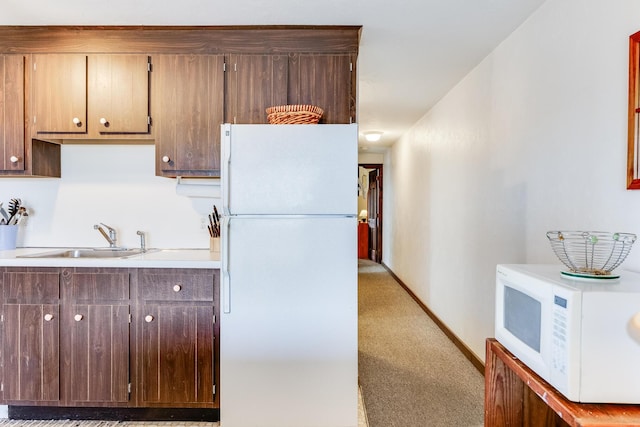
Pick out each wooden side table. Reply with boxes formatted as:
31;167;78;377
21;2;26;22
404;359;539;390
485;338;640;426
358;222;368;259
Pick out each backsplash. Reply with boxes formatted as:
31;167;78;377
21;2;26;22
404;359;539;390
0;144;219;249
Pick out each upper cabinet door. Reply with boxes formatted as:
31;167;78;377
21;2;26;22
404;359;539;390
0;55;26;171
32;54;151;137
153;55;224;177
32;54;87;134
88;54;150;135
226;54;288;124
288;54;354;124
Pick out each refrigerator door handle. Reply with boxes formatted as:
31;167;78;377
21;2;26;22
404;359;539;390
221;124;231;216
221;216;231;313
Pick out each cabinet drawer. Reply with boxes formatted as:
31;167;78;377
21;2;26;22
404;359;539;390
66;271;130;301
4;271;60;301
139;269;214;302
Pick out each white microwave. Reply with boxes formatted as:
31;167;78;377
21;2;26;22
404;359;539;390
495;264;640;403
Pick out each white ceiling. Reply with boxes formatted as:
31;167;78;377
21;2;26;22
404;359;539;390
3;0;546;151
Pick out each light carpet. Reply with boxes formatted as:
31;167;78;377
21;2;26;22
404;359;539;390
358;259;484;427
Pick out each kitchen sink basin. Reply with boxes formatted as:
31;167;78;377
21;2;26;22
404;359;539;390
18;248;155;259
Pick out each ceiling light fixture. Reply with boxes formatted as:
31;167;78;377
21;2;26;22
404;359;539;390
364;131;383;142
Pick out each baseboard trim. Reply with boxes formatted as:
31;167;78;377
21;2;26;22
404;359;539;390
8;406;219;421
381;262;485;375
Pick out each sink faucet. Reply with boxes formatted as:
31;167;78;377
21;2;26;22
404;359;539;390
136;230;146;252
94;223;117;248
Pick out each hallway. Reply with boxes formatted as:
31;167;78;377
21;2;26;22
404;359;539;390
358;260;484;427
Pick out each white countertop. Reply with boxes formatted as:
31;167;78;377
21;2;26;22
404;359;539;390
0;247;221;269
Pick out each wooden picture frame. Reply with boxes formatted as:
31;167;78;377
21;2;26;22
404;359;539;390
627;31;640;189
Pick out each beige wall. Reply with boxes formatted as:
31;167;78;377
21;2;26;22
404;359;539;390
383;0;640;361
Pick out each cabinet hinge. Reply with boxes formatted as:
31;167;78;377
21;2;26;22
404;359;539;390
213;314;216;324
129;314;132;323
0;314;3;322
148;62;152;72
234;63;237;72
223;62;226;72
33;62;36;71
213;385;216;395
1;383;3;392
128;383;131;394
147;116;152;126
350;62;353;72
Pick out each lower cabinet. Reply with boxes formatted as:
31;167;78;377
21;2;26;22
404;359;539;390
0;266;218;409
139;304;214;405
3;303;60;402
61;269;131;405
2;269;61;403
136;268;217;407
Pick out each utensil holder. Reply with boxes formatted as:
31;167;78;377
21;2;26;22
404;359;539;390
0;225;18;250
210;237;220;260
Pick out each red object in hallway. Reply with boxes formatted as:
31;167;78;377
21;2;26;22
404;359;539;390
358;222;369;259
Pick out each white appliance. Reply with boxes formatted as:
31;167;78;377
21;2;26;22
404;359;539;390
495;264;640;403
219;123;359;427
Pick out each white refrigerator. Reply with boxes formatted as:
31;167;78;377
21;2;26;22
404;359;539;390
220;123;359;427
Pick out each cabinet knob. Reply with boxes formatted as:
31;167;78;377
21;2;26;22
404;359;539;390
162;155;171;163
173;284;182;292
72;117;82;127
9;156;19;163
99;118;109;127
145;315;154;323
44;314;54;322
74;314;83;322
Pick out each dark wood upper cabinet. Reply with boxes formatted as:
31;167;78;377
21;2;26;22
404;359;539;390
32;54;151;139
0;26;360;178
0;54;60;177
288;54;355;124
227;53;355;126
88;55;151;135
0;55;26;171
226;54;288;124
32;54;87;134
154;54;224;177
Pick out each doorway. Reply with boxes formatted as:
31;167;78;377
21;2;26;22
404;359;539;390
358;164;383;263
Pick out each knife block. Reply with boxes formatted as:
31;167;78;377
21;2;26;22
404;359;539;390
210;237;220;260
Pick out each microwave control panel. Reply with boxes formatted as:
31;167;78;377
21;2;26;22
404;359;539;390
551;294;568;376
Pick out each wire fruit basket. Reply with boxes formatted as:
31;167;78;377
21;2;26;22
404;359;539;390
546;231;637;278
266;105;323;124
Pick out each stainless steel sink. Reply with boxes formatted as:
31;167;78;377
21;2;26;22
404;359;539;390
18;248;155;259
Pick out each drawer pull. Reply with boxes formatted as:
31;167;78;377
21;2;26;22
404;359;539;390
44;313;54;322
173;284;182;292
74;314;83;322
145;315;154;323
